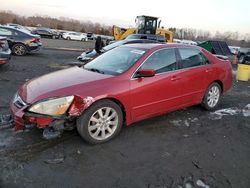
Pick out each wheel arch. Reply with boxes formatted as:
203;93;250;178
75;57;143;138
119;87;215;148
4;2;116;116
206;80;223;94
213;80;223;93
94;97;127;125
11;42;27;55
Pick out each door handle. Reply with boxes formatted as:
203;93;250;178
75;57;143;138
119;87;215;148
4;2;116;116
170;76;181;81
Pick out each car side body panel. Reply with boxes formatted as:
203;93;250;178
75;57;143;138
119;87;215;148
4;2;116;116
10;44;233;131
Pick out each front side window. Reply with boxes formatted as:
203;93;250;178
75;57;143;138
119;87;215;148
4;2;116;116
179;48;209;69
140;48;177;74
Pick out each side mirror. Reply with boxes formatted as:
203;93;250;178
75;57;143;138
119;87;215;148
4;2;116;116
136;69;156;78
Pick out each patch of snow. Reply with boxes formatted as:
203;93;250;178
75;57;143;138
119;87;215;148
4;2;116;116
209;108;240;120
242;104;250;117
185;182;193;188
190;117;199;122
184;120;190;127
196;179;210;188
170;120;182;126
161;152;171;158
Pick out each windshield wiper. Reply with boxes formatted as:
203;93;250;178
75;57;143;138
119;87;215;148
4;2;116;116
84;67;104;74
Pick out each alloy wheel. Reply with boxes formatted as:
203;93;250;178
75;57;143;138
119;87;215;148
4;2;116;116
88;107;118;141
207;85;220;108
14;44;26;56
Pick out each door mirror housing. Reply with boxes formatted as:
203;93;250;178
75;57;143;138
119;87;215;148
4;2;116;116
136;69;156;78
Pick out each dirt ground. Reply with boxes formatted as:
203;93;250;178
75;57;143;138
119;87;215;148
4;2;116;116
0;46;250;188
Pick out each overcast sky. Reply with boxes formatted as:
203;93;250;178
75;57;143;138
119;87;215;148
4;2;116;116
1;0;250;34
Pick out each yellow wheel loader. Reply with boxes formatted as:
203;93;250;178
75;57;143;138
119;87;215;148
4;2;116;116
113;15;173;42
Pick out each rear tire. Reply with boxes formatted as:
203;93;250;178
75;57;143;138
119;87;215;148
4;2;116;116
66;37;70;40
77;100;123;144
202;82;221;111
12;43;27;56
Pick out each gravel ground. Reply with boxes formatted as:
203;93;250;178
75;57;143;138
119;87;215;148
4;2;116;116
0;47;250;188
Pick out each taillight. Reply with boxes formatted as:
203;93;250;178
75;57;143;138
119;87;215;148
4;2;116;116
31;38;40;43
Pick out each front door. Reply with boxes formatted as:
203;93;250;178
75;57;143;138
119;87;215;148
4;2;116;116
130;48;183;121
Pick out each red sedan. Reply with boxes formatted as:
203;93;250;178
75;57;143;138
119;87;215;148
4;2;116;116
10;44;233;144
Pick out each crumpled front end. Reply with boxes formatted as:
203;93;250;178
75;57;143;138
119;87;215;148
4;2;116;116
10;93;95;138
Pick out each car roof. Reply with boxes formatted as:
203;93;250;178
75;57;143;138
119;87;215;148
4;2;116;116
0;25;16;30
126;34;166;42
124;38;161;43
121;43;202;50
0;25;36;36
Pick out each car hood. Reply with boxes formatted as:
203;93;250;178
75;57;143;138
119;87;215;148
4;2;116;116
19;66;113;104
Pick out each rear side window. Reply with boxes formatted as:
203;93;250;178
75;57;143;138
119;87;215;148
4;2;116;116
179;48;209;69
140;48;177;74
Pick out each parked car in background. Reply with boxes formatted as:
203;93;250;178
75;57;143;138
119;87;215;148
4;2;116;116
0;26;42;56
62;32;88;41
87;32;96;40
0;36;11;67
77;38;161;63
11;44;232;144
229;46;240;55
237;48;250;64
31;28;59;39
58;31;66;39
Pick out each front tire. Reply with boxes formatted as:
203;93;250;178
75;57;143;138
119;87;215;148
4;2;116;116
77;100;123;144
12;43;27;56
202;82;221;111
66;37;71;40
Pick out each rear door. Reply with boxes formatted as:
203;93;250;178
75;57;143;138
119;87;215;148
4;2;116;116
130;48;184;121
176;48;214;105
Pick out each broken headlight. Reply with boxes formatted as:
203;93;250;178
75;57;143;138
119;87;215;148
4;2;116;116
28;96;74;116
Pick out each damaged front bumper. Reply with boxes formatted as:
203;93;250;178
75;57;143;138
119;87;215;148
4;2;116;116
10;94;95;139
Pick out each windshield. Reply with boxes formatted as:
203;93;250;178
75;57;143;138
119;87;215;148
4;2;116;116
84;47;146;75
103;40;126;51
